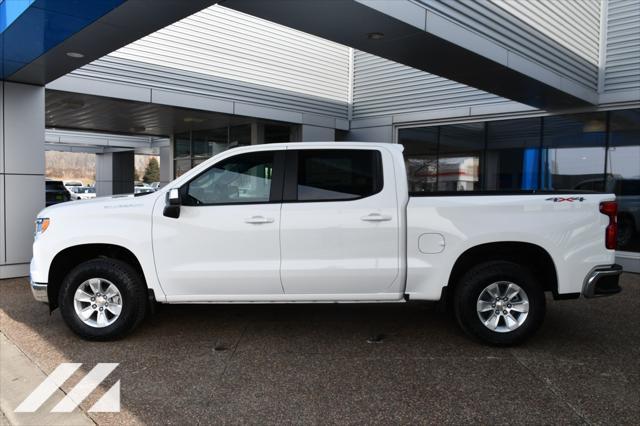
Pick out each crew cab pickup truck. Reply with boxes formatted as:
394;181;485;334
30;143;623;345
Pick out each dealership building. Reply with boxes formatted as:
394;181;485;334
1;0;639;278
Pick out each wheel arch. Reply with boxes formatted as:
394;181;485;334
47;244;147;310
446;241;560;300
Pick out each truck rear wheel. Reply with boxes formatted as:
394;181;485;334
58;258;147;340
454;260;545;346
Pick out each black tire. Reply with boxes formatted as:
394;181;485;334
453;260;545;346
58;258;147;340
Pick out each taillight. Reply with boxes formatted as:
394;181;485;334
599;201;618;250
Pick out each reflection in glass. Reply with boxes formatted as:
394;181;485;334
486;118;541;190
608;109;640;253
192;127;228;161
174;158;191;178
398;127;438;193
174;132;191;159
542;113;606;190
435;157;479;191
438;123;483;191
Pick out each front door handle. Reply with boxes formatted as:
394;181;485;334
244;215;275;224
361;213;392;222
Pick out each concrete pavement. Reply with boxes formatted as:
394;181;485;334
0;333;94;426
0;274;638;425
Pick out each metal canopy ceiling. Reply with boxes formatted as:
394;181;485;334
223;0;596;110
4;0;598;111
46;90;264;137
1;0;218;84
45;128;169;155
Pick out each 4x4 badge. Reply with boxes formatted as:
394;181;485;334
545;197;585;202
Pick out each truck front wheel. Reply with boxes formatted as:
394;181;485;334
58;258;147;340
454;260;545;346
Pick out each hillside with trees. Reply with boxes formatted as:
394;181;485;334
46;151;160;184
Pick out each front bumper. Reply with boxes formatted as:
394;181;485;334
29;279;48;304
582;264;623;298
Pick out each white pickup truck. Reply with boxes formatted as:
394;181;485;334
30;142;622;345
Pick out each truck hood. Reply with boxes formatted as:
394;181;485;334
37;192;162;218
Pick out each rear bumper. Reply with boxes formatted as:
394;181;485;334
582;264;623;298
29;279;48;304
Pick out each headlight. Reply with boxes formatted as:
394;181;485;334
34;218;50;239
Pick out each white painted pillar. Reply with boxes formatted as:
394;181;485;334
0;82;45;279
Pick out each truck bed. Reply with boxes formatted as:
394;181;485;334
405;192;616;300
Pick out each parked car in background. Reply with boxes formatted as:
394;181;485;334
134;181;155;195
31;143;621;346
45;179;71;207
63;181;83;190
150;182;160;190
574;176;640;250
69;186;97;200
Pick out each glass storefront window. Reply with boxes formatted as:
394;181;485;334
397;108;639;255
438;123;483;191
174;132;191;159
541;112;606;191
264;125;291;143
229;125;251;147
486;118;541;190
192;127;228;168
174;123;294;178
608;109;640;253
399;124;483;193
398;127;438;193
174;132;191;178
174;158;192;178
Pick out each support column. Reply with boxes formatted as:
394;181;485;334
159;145;171;187
300;125;335;142
95;151;134;196
250;122;264;145
0;82;45;279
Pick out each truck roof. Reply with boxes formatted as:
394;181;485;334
233;141;404;152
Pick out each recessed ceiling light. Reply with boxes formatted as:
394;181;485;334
184;117;204;123
367;32;385;40
66;52;84;58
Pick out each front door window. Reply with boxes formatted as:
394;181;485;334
186;151;274;205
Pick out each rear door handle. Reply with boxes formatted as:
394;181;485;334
244;215;275;224
361;213;392;222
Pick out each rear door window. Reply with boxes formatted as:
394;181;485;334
293;149;383;202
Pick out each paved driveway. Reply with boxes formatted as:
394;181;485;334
1;275;638;425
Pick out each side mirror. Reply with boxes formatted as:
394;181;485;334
163;188;181;218
168;188;181;205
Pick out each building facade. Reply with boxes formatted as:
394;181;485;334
1;0;639;278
